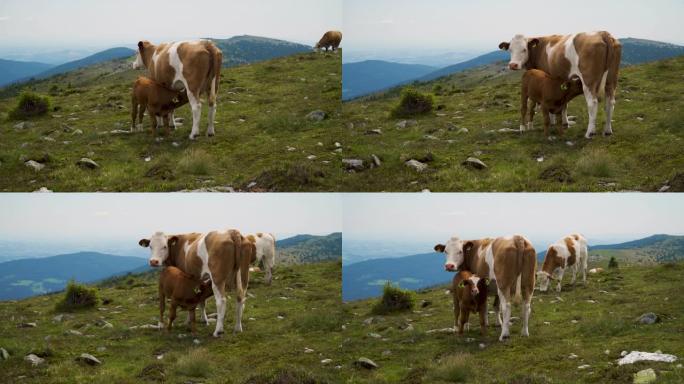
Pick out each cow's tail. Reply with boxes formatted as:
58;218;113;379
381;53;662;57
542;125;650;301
513;235;526;304
600;31;621;100
205;41;222;105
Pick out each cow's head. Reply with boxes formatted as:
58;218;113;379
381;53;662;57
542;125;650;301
132;40;151;70
434;237;473;272
536;270;552;292
138;231;178;267
499;34;539;70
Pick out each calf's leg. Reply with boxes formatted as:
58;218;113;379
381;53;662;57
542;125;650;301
167;302;177;331
542;107;551;137
158;292;166;329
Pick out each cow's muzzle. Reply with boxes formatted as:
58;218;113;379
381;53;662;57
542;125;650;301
445;263;456;272
149;259;161;267
508;62;520;70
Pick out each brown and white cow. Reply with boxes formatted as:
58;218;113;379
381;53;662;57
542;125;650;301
132;40;222;140
247;232;276;285
315;31;342;52
139;229;252;337
499;31;621;138
538;233;588;293
435;235;537;341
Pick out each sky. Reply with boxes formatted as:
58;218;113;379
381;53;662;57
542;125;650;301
344;0;684;60
343;193;684;258
0;193;342;244
0;0;342;51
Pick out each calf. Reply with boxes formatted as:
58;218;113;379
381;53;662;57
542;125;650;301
131;76;188;135
452;270;488;335
158;266;214;334
538;233;588;292
315;31;342;52
521;69;583;137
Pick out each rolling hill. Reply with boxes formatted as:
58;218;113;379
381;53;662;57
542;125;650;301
277;232;343;264
342;60;436;100
210;35;313;67
32;47;136;81
0;59;55;87
343;235;684;300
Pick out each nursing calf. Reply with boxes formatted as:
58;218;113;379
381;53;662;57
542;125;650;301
538;233;588;292
452;270;488;335
521;69;583;136
158;266;214;333
131;76;188;135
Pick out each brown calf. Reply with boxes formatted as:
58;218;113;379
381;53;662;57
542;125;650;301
316;31;342;52
131;76;188;135
521;69;583;137
452;270;488;335
158;266;214;334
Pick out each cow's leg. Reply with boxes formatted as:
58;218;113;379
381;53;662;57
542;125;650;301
158;292;166;329
189;308;196;334
520;92;528;131
169;111;177;130
264;252;274;285
480;306;487;336
556;269;565;292
462;310;471;333
570;264;578;285
582;88;599;138
492;294;501;327
452;294;460;332
131;100;137;132
199;300;209;325
211;280;227;337
603;93;615;136
521;292;532;338
497;289;512;341
542;107;551;137
137;105;145;132
187;91;202;140
527;102;536;131
233;267;248;333
458;308;467;335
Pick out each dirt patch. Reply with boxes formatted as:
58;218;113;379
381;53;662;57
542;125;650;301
539;164;573;183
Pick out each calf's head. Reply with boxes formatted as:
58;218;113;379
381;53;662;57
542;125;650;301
499;34;539;70
139;231;178;267
434;237;474;272
561;75;583;98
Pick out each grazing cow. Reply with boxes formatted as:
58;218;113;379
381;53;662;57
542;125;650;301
131;76;188;135
435;235;537;341
247;232;276;285
158;266;214;334
452;270;488;336
139;229;252;337
499;31;622;138
315;31;342;52
538;233;588;293
133;40;223;139
521;69;583;136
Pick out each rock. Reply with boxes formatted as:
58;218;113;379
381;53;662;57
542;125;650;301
571;320;578;324
306;110;326;121
566;141;575;147
334;142;342;148
537;156;544;162
636;312;660;325
426;327;455;334
368;332;382;339
589;268;604;274
569;353;578;359
618;351;678;365
354;357;378;369
18;322;37;328
102;321;113;329
405;159;428;172
577;364;591;370
14;121;35;130
498;128;521;133
396;120;417;129
363;317;374;326
371;154;381;168
76;353;101;366
67;329;83;336
621;351;629;357
193;339;200;345
367;129;382;135
633;368;657;384
456;127;469;134
321;358;332;364
25;160;45;172
304;348;314;353
174;117;184;124
402;323;414;332
246;181;257;189
479;343;486;349
53;314;64;323
423;134;439;140
307;155;317;160
421;300;432;308
1;347;9;360
659;185;671;192
76;158;99;169
33;187;53;193
462;157;487;170
342;159;364;171
636;116;644;121
25;354;45;366
97;346;107;352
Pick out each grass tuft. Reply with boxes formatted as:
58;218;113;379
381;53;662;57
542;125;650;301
54;280;99;312
172;348;212;378
372;282;415;315
8;91;50;120
177;148;214;175
391;88;435;118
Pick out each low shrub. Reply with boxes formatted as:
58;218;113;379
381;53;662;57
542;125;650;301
372;282;415;314
55;280;99;312
9;92;50;120
391;88;435;117
608;256;619;268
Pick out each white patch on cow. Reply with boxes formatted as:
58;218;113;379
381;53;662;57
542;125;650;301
564;34;602;138
187;91;202;139
442;236;465;271
132;52;144;69
507;34;529;69
468;275;481;295
484;243;495;280
147;231;170;266
167;42;188;91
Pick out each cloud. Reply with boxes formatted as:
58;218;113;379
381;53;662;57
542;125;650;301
0;16;10;21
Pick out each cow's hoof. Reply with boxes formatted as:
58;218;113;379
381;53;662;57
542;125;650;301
189;134;198;140
499;334;510;342
233;327;243;334
603;131;613;136
207;132;215;137
521;330;529;337
212;330;224;338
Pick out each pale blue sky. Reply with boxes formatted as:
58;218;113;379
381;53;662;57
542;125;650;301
344;0;684;54
0;193;342;243
343;193;684;248
0;0;342;50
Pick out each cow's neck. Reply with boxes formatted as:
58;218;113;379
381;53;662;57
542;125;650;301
141;45;156;70
525;37;548;72
463;240;490;277
167;235;202;278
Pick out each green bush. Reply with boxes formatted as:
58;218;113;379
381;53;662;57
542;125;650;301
608;256;619;269
9;92;50;120
372;282;415;315
391;88;435;118
55;280;99;312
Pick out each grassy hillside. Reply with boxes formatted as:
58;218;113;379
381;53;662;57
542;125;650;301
0;51;342;192
336;262;684;383
0;59;54;87
211;35;312;67
34;48;136;80
0;261;344;384
341;56;684;192
278;233;343;265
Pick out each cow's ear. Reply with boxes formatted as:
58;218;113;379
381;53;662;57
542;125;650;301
434;244;446;253
528;38;539;48
138;239;150;247
498;42;510;51
168;236;179;247
138;41;144;49
463;241;474;253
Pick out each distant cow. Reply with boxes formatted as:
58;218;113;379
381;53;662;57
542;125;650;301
521;69;583;136
139;229;252;337
499;31;621;138
452;270;488;336
247;233;276;285
316;31;342;52
133;40;223;139
131;76;188;135
158;266;214;334
538;233;588;292
435;235;537;341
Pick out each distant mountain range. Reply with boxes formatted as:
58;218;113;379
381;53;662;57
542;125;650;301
0;35;313;88
342;37;684;100
0;233;341;300
342;234;684;301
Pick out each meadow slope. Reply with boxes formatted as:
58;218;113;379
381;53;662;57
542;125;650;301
341;56;684;192
0;51;342;192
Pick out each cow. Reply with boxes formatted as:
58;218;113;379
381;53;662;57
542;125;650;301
131;76;188;135
139;229;252;337
247;232;276;285
499;31;622;138
435;235;537;341
521;69;584;137
315;31;342;52
452;270;488;336
538;233;588;293
132;40;223;140
158;265;214;334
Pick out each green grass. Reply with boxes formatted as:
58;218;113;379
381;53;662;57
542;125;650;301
334;262;684;383
0;261;343;383
341;57;684;191
0;51;342;191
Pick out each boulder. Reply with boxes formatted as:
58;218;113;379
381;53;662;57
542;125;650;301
306;110;326;121
1;347;9;360
17;322;37;328
25;160;45;172
25;354;45;366
636;312;660;325
354;357;378;369
76;158;99;169
462;157;487;170
342;159;364;171
371;154;381;168
633;368;656;384
405;159;428;172
75;353;101;366
396;120;417;129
